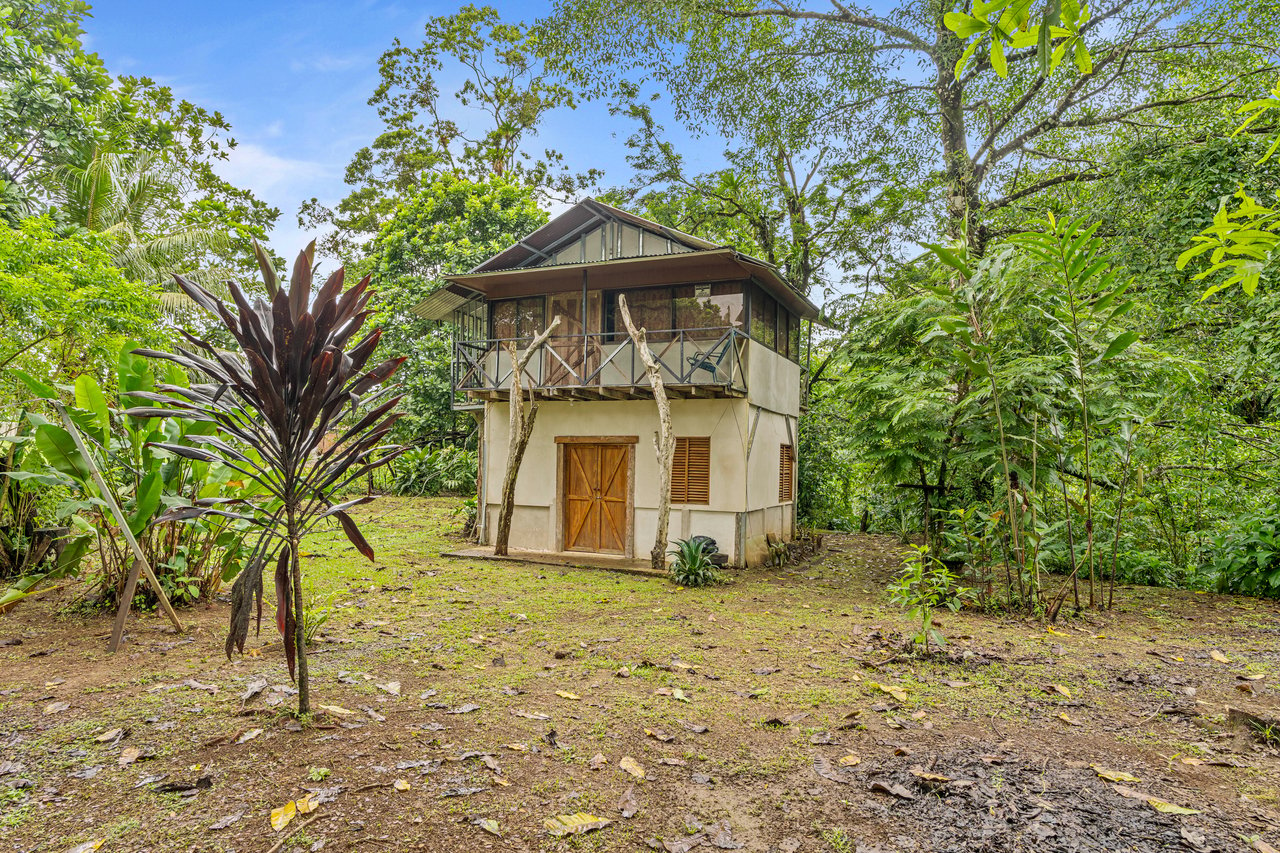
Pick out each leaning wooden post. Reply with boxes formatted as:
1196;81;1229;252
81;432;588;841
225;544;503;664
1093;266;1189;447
617;294;676;572
494;316;562;556
51;402;183;642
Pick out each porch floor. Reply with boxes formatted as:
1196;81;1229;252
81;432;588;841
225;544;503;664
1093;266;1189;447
441;545;665;578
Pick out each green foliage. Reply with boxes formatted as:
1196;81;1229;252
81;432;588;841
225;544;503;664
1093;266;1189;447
10;345;260;607
0;216;163;406
300;5;589;260
1205;509;1280;597
366;173;546;443
887;544;970;653
667;538;723;588
391;446;477;497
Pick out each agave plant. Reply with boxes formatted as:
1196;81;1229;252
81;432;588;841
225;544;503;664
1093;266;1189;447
124;242;404;714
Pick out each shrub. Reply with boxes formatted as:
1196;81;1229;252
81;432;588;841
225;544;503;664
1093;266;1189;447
1205;509;1280;597
668;537;723;587
887;543;971;653
391;445;476;496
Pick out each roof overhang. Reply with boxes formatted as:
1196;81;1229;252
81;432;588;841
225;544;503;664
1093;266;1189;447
410;283;485;321
444;249;819;320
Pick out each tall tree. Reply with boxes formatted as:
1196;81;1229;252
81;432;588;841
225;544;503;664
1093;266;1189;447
300;4;593;261
363;173;548;443
540;0;1278;256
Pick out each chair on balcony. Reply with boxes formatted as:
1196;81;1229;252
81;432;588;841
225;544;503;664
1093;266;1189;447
686;333;735;383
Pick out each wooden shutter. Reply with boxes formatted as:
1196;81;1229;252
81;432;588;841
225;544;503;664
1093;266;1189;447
671;437;710;504
779;444;794;503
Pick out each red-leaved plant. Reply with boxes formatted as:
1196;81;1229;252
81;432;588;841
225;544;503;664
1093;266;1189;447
125;242;404;714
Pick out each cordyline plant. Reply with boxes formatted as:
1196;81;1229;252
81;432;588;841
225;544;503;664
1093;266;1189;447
124;242;404;714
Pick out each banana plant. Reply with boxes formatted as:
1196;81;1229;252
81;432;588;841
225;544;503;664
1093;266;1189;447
11;345;260;607
124;242;404;715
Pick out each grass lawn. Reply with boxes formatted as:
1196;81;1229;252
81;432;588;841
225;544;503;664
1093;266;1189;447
2;496;1280;852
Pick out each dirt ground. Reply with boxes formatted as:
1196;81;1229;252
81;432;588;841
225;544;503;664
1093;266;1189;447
3;496;1280;853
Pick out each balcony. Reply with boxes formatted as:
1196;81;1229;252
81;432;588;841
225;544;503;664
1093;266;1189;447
453;327;749;407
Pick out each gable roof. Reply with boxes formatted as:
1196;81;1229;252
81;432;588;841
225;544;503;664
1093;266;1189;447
450;198;819;320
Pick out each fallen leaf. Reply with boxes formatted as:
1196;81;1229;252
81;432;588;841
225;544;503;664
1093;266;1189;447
270;800;297;831
1253;840;1280;853
1210;650;1230;664
209;811;243;830
394;778;411;792
677;719;708;734
555;690;581;701
473;817;501;836
645;728;674;743
943;680;971;688
543;812;612;837
813;755;851;785
1048;683;1072;699
1093;765;1141;784
118;747;142;766
870;779;916;799
504;742;529;752
235;728;263;745
1149;797;1200;815
511;709;550;720
94;728;123;743
317;704;354;717
618;784;639;818
589;753;607;770
619;756;646;780
65;841;104;853
1112;784;1200;814
870;682;907;703
295;793;318;815
671;688;690;703
838;754;861;767
447;703;481;714
377;680;401;696
1058;712;1082;726
43;701;69;715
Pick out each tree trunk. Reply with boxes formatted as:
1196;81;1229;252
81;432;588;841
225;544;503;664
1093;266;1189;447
617;294;676;571
494;317;562;556
289;528;309;715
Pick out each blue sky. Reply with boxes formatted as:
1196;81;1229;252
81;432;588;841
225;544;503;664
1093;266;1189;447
85;1;722;255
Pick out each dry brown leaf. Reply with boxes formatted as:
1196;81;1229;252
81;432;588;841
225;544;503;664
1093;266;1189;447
235;728;263;745
618;784;639;818
94;728;123;743
393;778;411;792
1210;650;1230;664
118;747;141;766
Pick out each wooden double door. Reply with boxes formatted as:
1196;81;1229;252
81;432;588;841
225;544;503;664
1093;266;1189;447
562;442;631;554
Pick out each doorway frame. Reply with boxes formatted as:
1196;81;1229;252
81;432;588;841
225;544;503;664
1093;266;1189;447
555;435;637;557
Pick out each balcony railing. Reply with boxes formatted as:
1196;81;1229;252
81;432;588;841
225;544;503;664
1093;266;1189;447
453;327;749;402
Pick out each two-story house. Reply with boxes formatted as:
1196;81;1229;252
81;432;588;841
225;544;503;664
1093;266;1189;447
415;199;818;567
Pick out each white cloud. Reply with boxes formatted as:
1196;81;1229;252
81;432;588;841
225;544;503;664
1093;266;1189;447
212;143;336;256
288;54;362;73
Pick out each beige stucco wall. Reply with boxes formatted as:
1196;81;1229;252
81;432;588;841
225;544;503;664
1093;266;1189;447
744;340;801;417
476;345;801;565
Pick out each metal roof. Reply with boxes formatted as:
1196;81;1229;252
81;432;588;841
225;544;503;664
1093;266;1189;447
457;198;819;319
